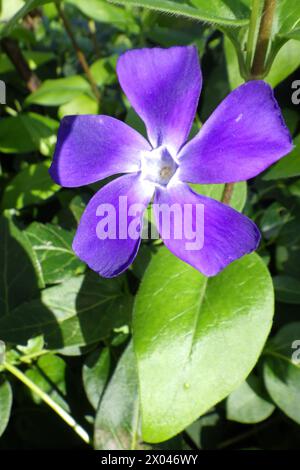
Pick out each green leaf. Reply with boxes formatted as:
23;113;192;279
0;51;55;74
0;215;39;318
275;0;300;39
109;0;249;26
2;162;59;210
26;354;69;411
1;0;52;37
226;373;275;424
225;37;300;89
82;347;110;410
58;93;98;119
94;342;147;450
25;76;91;107
66;0;139;32
263;134;300;180
263;323;300;424
24;222;84;287
133;248;274;442
283;28;300;41
0;113;58;155
0;380;13;438
90;56;117;87
0;272;133;349
191;181;247;212
273;275;300;304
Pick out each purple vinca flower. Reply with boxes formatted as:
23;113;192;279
49;46;292;278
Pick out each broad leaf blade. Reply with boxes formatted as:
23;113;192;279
263;323;300;424
94;342;146;450
134;248;274;442
83;347;110;410
109;0;249;26
0;215;39;318
0;273;133;349
24;223;84;287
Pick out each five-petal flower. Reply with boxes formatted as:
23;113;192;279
49;46;292;278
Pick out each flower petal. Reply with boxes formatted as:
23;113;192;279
178;81;293;184
50;115;150;187
117;46;202;153
73;173;154;278
154;182;260;277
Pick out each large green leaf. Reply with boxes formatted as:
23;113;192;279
66;0;139;32
25;76;91;107
134;248;274;442
0;215;39;318
0;113;58;155
263;323;300;424
0;380;12;438
82;347;110;410
2;162;59;210
110;0;249;26
94;342;146;450
0;272;133;349
226;373;275;424
24;222;84;287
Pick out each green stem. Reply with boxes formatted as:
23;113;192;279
19;349;50;364
251;0;277;78
3;361;90;445
222;1;277;204
55;2;100;103
246;0;262;71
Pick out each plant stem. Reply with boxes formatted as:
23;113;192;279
55;2;100;102
246;0;261;71
251;0;277;78
222;0;277;205
221;183;235;205
217;416;278;449
3;361;90;445
0;38;41;92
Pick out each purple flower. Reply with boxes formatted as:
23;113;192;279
49;46;292;278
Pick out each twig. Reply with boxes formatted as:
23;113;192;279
221;183;235;205
4;361;90;445
55;2;100;102
0;38;41;92
251;0;277;78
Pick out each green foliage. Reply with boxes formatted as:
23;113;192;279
0;0;300;451
226;374;275;424
133;248;273;442
82;347;110;409
109;0;250;26
94;342;146;450
0;380;12;437
263;324;300;424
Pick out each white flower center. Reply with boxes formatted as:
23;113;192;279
141;146;178;187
